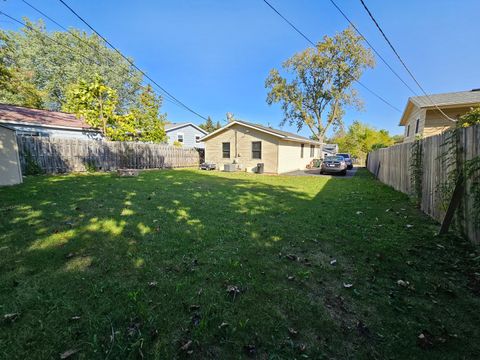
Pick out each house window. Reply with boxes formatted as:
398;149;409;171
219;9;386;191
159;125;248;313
252;141;262;159
415;119;420;134
222;142;230;158
406;125;410;137
310;145;315;157
195;135;201;143
301;144;304;158
177;133;184;143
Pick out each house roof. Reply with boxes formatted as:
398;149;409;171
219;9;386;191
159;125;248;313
165;122;208;134
200;120;322;145
0;104;97;131
399;89;480;125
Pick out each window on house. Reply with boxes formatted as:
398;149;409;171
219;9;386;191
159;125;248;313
177;133;184;143
406;125;410;137
415;119;420;134
222;142;230;158
301;144;304;158
310;145;315;157
252;141;262;159
195;135;201;143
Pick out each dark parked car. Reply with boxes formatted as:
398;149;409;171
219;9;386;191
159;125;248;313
320;156;348;176
337;153;353;170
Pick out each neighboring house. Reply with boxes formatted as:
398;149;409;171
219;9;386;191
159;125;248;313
0;125;22;186
0;104;102;139
165;122;208;148
201;120;323;174
400;89;480;142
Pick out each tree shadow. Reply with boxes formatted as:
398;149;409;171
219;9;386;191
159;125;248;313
0;169;478;359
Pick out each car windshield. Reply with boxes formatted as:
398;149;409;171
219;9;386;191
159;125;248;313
337;153;350;159
324;156;344;162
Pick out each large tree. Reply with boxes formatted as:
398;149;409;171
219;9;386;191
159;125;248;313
329;121;394;159
0;19;143;111
199;116;221;133
265;27;375;143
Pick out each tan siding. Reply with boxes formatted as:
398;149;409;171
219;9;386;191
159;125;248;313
423;107;470;138
277;140;320;173
205;124;279;173
403;106;426;143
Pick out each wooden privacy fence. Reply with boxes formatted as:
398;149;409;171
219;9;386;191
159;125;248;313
366;124;480;245
17;136;201;173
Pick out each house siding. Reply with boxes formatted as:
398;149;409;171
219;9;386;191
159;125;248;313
0;122;102;140
0;126;22;186
204;124;279;173
277;140;320;173
403;106;426;143
423;107;469;138
166;124;206;148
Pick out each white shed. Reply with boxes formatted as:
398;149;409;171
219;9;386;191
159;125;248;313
0;125;22;186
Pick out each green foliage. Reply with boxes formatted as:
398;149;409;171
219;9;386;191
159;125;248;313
84;160;98;173
458;106;480;128
63;75;118;136
173;140;182;148
330;121;394;159
23;149;43;175
265;27;375;142
409;140;423;203
128;85;167;143
0;19;143;111
199;116;221;133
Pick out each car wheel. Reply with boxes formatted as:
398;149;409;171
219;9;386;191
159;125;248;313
341;170;347;176
320;169;324;175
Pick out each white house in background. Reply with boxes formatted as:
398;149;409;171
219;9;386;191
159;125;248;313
0;104;102;139
165;122;208;148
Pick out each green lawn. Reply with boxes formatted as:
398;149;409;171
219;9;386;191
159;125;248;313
0;169;479;359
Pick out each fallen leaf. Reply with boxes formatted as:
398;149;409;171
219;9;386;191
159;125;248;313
3;313;20;322
65;253;75;259
406;224;414;228
148;281;158;288
218;322;229;329
356;211;363;215
287;275;295;281
226;285;241;298
343;283;353;288
288;328;298;337
60;349;79;359
70;316;81;321
330;259;337;265
417;331;434;349
180;340;192;351
397;280;410;287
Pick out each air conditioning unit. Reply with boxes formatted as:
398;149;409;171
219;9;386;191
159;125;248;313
224;163;236;172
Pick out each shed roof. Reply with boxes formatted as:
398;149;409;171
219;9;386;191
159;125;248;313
0;104;96;131
165;122;208;134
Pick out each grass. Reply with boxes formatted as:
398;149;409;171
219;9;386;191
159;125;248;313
0;168;479;359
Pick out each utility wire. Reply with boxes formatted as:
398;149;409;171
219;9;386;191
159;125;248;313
329;0;418;96
261;0;401;113
17;1;179;107
57;0;208;121
359;0;456;122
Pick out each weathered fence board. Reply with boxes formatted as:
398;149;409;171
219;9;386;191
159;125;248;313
367;125;479;245
17;136;200;174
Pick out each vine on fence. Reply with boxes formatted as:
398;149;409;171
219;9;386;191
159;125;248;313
24;149;43;175
437;107;480;226
409;139;423;204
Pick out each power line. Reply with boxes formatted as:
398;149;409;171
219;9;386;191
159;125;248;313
16;1;180;108
57;0;208;121
261;0;401;113
359;0;456;122
329;0;418;96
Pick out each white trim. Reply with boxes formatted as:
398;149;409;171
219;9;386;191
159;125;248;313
165;122;208;135
0;119;100;132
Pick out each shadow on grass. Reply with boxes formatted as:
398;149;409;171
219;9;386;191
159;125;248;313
0;169;479;359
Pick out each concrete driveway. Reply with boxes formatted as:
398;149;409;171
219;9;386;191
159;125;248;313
283;166;359;178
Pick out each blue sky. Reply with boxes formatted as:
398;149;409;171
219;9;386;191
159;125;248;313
1;0;479;137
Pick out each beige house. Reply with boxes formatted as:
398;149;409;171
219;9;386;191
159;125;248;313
0;125;22;186
400;89;480;142
201;120;322;174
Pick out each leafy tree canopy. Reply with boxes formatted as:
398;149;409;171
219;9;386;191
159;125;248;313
0;19;143;111
329;121;395;159
199;116;221;133
265;27;374;143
